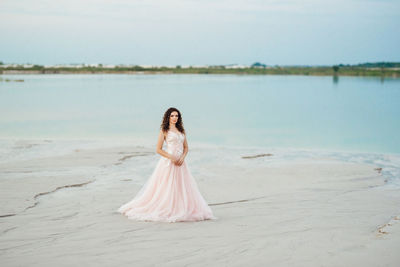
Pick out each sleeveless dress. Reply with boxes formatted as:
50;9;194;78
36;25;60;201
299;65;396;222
117;130;217;223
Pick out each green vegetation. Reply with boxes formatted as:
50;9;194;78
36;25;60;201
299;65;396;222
251;62;267;68
333;65;339;73
0;77;24;82
0;62;399;77
351;62;400;68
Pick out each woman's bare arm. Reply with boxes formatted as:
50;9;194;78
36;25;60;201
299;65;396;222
156;130;173;159
181;135;188;158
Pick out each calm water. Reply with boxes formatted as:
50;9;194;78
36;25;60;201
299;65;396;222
0;74;399;154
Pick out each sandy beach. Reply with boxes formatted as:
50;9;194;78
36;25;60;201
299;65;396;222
0;139;399;266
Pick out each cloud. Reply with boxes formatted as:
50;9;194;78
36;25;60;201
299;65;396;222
1;0;398;65
1;0;398;27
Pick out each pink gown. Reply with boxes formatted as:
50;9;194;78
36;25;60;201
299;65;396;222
117;130;217;223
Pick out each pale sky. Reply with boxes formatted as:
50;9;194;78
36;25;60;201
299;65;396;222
0;0;399;66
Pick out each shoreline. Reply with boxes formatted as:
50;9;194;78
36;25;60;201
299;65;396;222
1;136;399;157
1;68;399;78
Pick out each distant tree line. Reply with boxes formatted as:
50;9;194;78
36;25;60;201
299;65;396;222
1;61;399;77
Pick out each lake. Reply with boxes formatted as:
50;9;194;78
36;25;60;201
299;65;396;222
0;74;399;154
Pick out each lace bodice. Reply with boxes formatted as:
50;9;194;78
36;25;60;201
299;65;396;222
161;130;185;166
165;130;185;157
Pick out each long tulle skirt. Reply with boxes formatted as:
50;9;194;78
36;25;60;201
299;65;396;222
117;157;217;223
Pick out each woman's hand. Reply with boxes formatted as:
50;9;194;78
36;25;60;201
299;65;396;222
169;153;184;166
175;155;185;166
170;154;179;164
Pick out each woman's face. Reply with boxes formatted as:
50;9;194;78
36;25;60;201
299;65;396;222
169;111;179;124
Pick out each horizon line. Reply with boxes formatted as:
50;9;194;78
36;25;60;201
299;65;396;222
1;61;400;68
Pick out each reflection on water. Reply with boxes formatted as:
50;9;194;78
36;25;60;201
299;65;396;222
333;75;339;84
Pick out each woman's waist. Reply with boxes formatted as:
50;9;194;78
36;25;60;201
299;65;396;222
166;145;183;154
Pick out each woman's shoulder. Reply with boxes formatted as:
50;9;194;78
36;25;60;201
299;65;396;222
159;129;167;138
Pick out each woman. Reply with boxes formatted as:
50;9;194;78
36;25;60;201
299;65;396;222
117;107;217;223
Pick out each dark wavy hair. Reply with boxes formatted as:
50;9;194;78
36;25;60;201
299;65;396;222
160;107;186;135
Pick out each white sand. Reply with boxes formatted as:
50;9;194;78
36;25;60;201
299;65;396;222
0;140;399;266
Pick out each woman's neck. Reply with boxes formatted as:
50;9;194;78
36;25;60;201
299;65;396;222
169;125;178;132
